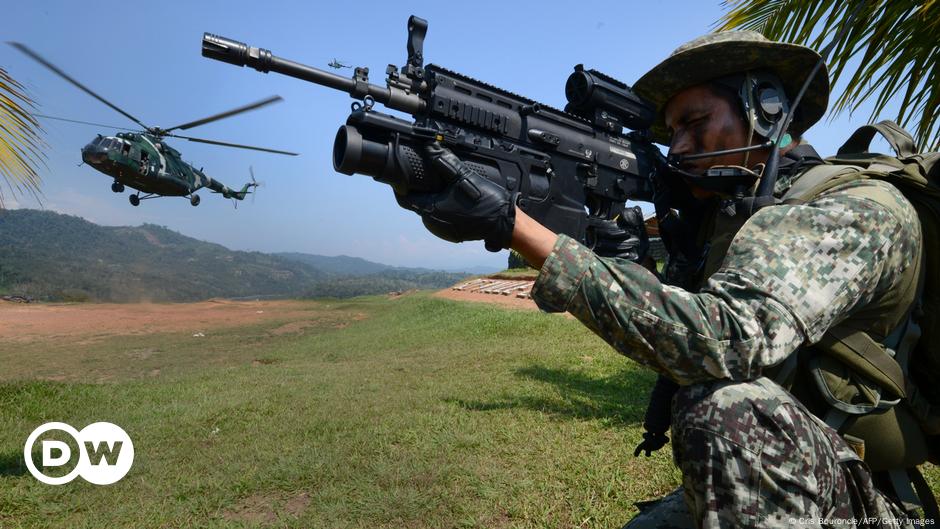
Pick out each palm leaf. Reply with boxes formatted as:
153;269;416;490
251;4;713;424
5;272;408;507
716;0;940;151
0;67;45;207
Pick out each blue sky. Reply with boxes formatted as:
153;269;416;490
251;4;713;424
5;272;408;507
3;1;898;270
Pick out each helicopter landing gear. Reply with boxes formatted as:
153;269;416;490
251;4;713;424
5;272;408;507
129;194;140;206
111;181;125;193
190;194;201;207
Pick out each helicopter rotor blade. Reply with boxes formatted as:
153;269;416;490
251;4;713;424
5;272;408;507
9;42;150;131
160;96;283;134
33;113;140;132
167;133;298;156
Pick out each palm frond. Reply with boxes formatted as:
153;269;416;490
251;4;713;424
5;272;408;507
717;0;940;151
0;67;45;207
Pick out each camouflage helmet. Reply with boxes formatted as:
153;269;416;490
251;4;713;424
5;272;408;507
632;31;830;145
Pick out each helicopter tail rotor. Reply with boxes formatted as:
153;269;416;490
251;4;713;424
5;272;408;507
248;166;264;203
231;167;261;202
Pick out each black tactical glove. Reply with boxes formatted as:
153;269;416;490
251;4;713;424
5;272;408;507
592;206;649;262
633;431;670;457
633;375;679;457
395;142;517;252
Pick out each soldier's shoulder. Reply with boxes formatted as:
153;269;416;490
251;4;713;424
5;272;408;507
816;176;905;200
812;177;917;226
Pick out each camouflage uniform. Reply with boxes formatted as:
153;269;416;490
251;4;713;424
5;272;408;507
530;177;921;527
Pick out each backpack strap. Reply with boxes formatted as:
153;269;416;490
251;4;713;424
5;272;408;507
837;120;918;158
780;163;866;205
911;466;940;521
889;468;926;512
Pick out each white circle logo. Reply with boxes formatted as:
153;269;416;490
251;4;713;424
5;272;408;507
24;422;134;485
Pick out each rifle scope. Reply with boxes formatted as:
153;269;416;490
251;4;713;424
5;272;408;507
565;65;654;131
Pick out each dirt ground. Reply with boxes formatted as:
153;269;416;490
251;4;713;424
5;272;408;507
0;286;540;344
433;283;538;311
0;298;318;343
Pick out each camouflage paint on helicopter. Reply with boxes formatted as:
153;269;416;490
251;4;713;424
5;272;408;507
82;132;255;206
10;42;297;207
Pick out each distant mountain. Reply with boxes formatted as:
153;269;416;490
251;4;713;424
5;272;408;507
444;264;502;275
276;253;392;275
0;209;473;302
276;252;500;277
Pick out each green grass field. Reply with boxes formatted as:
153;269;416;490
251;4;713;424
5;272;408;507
0;294;936;528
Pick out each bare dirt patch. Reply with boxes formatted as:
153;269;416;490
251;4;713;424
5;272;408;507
0;299;370;382
434;285;539;311
221;491;310;523
139;228;168;248
268;311;367;335
0;299;321;343
268;320;318;336
221;493;277;524
284;492;311;516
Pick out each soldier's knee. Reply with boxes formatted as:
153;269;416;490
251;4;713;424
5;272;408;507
670;378;796;451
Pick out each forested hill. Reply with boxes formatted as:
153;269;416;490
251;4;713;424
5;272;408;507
275;252;394;275
274;253;499;276
0;209;474;302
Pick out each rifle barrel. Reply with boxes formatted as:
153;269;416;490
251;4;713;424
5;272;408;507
202;33;423;113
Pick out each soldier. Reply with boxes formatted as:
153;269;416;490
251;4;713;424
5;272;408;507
396;32;924;527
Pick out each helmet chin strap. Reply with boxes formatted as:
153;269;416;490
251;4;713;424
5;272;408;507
743;71;758;168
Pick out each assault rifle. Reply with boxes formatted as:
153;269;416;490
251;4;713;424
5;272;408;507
202;15;664;247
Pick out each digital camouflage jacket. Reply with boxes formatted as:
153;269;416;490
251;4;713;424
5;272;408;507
530;178;921;387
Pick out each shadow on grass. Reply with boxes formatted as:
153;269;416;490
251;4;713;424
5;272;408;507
450;364;657;427
0;450;29;477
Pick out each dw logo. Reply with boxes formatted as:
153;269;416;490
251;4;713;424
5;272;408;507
23;422;135;485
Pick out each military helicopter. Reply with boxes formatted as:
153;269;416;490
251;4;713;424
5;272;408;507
327;58;351;69
10;42;298;207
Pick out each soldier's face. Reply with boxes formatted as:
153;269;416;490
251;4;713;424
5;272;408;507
664;84;762;198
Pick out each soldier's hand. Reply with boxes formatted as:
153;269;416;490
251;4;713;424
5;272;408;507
592;206;649;262
395;142;517;252
633;430;670;457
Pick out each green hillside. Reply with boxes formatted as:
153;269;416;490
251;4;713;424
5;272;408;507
276;252;394;275
0;209;471;302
